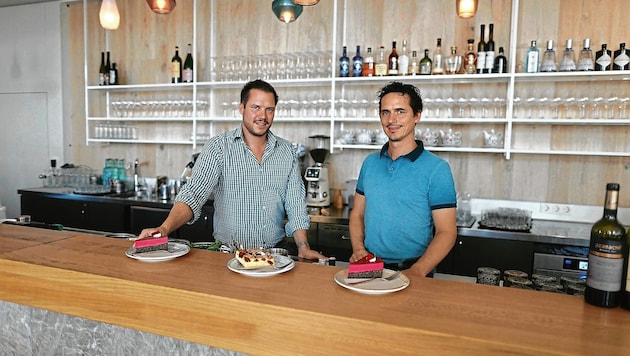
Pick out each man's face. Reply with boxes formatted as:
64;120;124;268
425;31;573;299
240;89;276;137
379;92;420;142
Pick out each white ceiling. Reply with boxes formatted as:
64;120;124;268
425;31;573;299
0;0;61;8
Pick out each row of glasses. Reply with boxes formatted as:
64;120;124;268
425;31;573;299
94;122;137;140
423;97;506;119
110;98;209;118
513;96;629;120
213;51;333;82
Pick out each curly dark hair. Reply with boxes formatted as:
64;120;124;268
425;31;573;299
377;81;423;115
241;79;279;105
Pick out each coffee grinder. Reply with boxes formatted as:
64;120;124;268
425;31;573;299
304;135;331;207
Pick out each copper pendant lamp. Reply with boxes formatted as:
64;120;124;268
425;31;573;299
146;0;176;14
456;0;478;19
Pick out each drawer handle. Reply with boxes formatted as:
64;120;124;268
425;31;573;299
340;234;350;240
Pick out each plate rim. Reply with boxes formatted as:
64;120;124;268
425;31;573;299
333;268;410;294
226;255;295;277
125;242;190;262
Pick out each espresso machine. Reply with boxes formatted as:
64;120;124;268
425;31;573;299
304;135;331;207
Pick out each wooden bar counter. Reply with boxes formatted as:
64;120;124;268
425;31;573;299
1;224;629;355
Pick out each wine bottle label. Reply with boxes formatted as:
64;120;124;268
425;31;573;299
476;51;486;71
183;68;193;82
171;62;181;79
485;52;495;71
109;70;116;85
587;236;624;292
596;53;611;68
614;53;629;67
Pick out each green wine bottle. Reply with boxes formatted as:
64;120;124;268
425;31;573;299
585;183;627;308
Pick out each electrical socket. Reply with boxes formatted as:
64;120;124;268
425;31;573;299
539;203;571;215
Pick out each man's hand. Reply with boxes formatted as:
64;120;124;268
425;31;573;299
349;247;369;263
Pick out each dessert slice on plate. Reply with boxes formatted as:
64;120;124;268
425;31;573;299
132;232;168;253
347;253;384;278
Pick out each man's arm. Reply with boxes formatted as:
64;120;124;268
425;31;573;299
348;193;369;263
138;202;194;238
409;207;457;277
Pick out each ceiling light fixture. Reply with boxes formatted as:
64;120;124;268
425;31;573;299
456;0;478;19
146;0;177;14
272;0;303;24
99;0;120;30
292;0;320;5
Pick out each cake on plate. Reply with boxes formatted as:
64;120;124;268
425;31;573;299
133;232;168;253
348;253;384;278
235;248;275;269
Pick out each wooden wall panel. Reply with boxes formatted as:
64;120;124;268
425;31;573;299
66;0;630;207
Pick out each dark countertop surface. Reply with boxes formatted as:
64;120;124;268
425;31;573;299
18;187;591;247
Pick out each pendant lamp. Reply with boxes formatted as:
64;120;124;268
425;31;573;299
99;0;120;30
146;0;177;14
292;0;319;5
456;0;478;19
272;0;303;24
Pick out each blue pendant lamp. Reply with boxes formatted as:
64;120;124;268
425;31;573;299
272;0;303;23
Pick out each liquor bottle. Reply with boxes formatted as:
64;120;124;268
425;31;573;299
104;51;111;85
420;49;432;75
585;183;626;308
362;47;375;77
431;38;443;75
374;45;388;76
445;46;461;74
613;43;629;70
171;46;182;83
463;39;477;74
525;40;540;73
98;51;106;86
339;46;350;77
493;46;508;73
398;40;409;75
485;24;495;73
476;24;486;74
387;41;399;75
352;45;363;77
183;43;194;83
540;40;557;72
595;43;612;71
109;62;118;85
409;50;419;75
577;38;594;71
559;39;576;72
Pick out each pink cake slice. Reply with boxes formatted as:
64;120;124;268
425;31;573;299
348;253;384;279
133;233;168;253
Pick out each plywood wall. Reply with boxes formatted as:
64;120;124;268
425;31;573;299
65;0;630;206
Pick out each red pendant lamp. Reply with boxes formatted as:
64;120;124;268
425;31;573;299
146;0;176;14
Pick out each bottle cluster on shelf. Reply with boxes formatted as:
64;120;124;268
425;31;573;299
338;23;507;77
525;38;629;73
171;44;194;83
98;50;119;85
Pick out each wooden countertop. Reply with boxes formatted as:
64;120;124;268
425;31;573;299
1;224;629;355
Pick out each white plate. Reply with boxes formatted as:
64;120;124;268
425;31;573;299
125;242;191;262
334;268;410;295
227;255;295;277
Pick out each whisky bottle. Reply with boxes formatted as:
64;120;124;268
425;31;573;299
398;40;409;75
585;183;626;308
387;41;399;75
420;49;432;75
171;46;182;83
409;50;419;75
540;40;557;72
339;46;350;77
375;46;388;76
595;43;612;71
525;40;540;73
362;47;375;77
559;39;576;72
476;24;486;74
431;38;443;75
352;45;363;77
463;39;477;74
577;38;594;71
485;23;495;73
613;43;629;70
493;47;507;73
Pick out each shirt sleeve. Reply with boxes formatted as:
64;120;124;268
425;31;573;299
283;145;311;237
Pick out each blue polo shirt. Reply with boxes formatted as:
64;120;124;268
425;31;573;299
356;141;456;263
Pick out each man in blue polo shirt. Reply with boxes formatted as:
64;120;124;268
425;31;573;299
348;82;457;277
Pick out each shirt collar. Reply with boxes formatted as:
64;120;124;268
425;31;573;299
379;140;425;162
232;126;278;148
